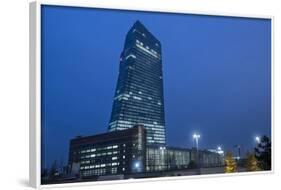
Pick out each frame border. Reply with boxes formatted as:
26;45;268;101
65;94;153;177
29;1;274;189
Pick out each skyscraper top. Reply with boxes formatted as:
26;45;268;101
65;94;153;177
125;20;161;51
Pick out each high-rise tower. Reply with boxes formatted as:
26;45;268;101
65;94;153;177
108;21;166;145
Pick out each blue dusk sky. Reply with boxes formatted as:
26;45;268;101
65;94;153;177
41;5;271;169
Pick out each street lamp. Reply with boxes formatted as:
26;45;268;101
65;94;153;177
135;162;140;168
216;146;224;166
159;146;166;170
193;133;200;150
234;145;241;160
193;133;201;168
134;161;141;172
217;146;224;155
255;136;261;144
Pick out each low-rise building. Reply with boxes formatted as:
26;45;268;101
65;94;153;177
147;146;223;172
68;126;223;180
68;125;146;178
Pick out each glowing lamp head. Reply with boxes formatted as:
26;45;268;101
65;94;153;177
255;136;261;143
193;133;200;139
134;162;140;168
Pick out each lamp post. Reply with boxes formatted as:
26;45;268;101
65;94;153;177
254;136;261;158
234;144;241;160
193;133;200;150
255;136;261;144
217;146;224;155
217;146;224;166
193;133;200;168
159;146;166;170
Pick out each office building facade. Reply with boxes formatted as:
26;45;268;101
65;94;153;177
108;21;166;145
68;126;223;180
68;126;146;179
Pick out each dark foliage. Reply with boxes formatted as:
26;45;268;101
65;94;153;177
255;135;271;170
49;160;59;179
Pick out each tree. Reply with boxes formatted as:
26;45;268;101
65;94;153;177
49;160;58;180
246;152;260;171
255;135;271;170
224;152;237;173
59;157;65;174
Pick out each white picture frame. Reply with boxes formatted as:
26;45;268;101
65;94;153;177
29;1;274;189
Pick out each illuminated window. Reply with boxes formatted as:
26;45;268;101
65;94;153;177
133;96;142;100
111;167;117;174
136;44;158;58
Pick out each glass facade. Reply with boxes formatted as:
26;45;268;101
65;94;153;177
146;146;191;172
199;150;224;168
146;146;223;172
109;21;166;145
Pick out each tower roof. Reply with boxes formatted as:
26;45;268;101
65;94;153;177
128;20;161;45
